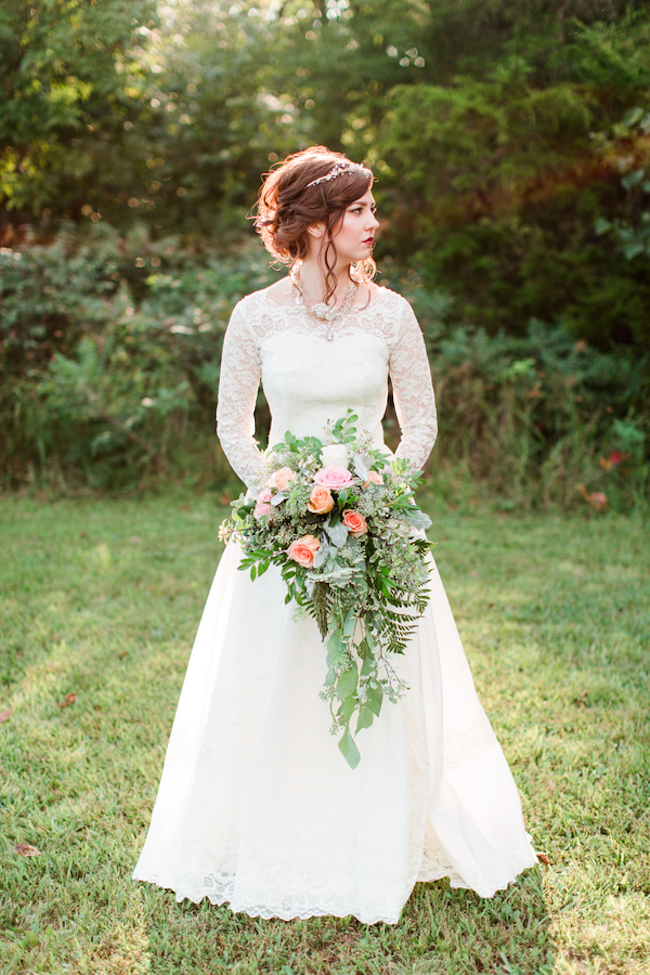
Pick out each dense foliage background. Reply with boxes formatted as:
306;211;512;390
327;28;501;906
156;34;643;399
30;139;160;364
1;0;649;507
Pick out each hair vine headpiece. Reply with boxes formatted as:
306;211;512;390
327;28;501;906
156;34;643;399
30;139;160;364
306;162;368;189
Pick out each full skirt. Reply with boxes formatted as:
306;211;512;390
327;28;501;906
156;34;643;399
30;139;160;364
132;542;537;924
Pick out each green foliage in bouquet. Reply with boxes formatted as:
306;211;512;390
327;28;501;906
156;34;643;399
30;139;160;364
219;412;434;769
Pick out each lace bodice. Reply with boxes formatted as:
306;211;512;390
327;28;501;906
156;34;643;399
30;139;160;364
216;285;438;490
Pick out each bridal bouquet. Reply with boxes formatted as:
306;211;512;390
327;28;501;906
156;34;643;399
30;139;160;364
219;411;433;768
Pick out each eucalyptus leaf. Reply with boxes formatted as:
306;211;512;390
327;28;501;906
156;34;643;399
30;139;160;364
360;653;375;677
337;666;358;701
338;728;361;769
327;629;343;659
366;685;383;717
339;694;356;723
356;705;375;732
342;608;356;637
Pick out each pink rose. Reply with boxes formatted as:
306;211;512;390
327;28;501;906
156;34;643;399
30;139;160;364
286;534;321;568
268;466;297;492
342;509;367;535
254;488;273;520
307;486;334;514
313;466;354;491
362;470;384;489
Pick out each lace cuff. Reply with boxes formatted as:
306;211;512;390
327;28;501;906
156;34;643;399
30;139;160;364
390;301;438;470
216;300;266;491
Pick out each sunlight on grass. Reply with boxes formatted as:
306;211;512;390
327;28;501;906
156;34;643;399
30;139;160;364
0;495;648;974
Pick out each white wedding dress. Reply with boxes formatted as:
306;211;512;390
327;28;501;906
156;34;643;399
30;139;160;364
133;286;537;924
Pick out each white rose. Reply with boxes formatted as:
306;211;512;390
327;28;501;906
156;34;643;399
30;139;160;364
320;443;350;468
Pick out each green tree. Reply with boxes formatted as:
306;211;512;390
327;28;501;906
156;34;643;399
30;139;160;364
0;0;158;219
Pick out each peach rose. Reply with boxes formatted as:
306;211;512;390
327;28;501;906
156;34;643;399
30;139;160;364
286;534;321;568
362;470;384;489
268;466;297;492
342;509;367;535
307;486;334;514
254;488;273;520
313;466;354;490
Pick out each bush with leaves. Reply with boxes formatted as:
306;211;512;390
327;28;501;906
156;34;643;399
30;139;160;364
0;223;279;489
1;219;647;506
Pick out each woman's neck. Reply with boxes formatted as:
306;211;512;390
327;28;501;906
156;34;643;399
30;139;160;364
296;256;353;306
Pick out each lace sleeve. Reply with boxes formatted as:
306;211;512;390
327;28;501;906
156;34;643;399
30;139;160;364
390;299;438;470
216;299;266;491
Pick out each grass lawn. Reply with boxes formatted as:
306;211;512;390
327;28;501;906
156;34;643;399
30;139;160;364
0;493;648;975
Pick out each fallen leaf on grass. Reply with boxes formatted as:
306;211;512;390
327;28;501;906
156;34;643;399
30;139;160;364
181;502;190;511
599;451;629;470
15;843;41;857
128;535;142;543
0;709;11;723
578;484;608;511
57;693;76;708
536;851;551;866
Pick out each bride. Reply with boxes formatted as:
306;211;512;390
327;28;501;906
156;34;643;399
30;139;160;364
133;146;537;924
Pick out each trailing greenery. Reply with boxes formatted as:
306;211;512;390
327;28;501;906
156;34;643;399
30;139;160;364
220;414;434;768
0;495;648;972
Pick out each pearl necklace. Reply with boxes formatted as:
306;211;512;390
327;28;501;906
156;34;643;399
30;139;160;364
290;265;359;341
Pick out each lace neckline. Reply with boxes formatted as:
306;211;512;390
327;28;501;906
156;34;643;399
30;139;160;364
258;285;392;314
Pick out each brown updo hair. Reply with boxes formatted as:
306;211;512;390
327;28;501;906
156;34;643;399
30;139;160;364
254;146;375;305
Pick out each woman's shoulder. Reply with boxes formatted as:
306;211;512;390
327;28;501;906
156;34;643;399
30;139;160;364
370;285;415;316
228;280;290;322
240;277;294;308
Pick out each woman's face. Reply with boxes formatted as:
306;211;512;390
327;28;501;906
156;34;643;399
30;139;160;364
334;187;379;264
309;186;379;267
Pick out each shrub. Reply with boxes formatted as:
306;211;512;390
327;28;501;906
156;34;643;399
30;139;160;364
1;223;647;508
0;223;278;490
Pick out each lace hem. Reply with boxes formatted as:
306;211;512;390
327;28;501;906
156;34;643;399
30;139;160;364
134;843;537;923
133;870;411;925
